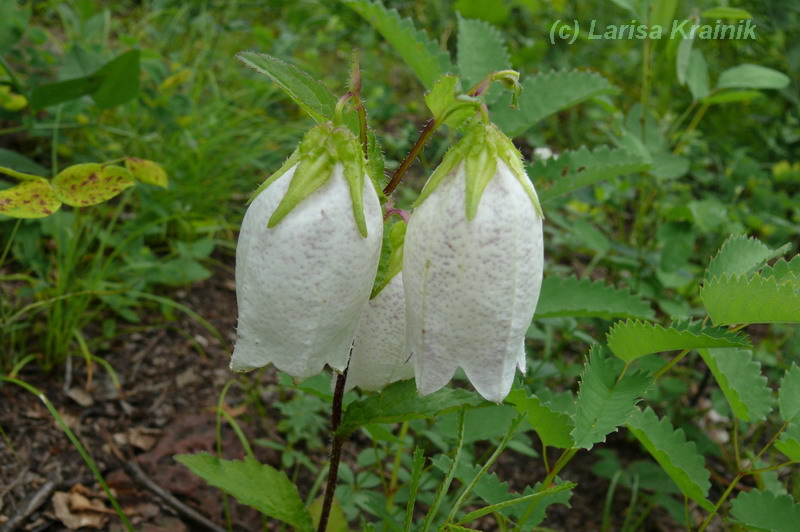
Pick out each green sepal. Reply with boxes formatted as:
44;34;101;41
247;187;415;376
491;125;544;219
248;148;301;205
366;129;387;204
334;127;370;237
464;129;498;220
371;220;407;298
413;122;482;208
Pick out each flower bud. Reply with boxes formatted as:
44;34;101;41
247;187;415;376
345;221;414;391
231;123;383;379
403;122;544;403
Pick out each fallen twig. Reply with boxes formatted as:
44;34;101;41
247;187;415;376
0;477;59;532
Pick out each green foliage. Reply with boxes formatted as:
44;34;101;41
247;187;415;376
493;70;617;138
775;424;800;462
30;49;140;109
337;380;488;437
571;347;652;449
698;348;774;422
456;15;509;92
531;146;652;203
53;163;134;207
730;489;800;532
424;74;478;129
506;389;573;449
701;272;800;325
343;0;454;88
717;64;791;90
626;407;714;511
606;319;751;363
174;453;314;531
706;234;789;280
535;276;654;320
0;176;61;218
235;51;339;124
779;364;800;422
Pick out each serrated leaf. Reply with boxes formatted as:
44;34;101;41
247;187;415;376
457;15;510;102
52;163;135;207
779;365;800;422
571;347;652;449
343;0;455;88
0;177;61;218
701;273;800;325
506;389;573;449
125;157;168;188
775;424;800;462
424;74;478;129
236;51;342;125
730;489;800;532
761;256;800;285
706;235;789;281
337;380;488;437
532;146;651;203
493;70;617;138
626;408;714;511
698;348;773;422
606;319;751;363
534;276;654;321
174;453;313;531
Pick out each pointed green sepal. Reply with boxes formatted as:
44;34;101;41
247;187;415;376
248;148;301;205
334;126;370;237
464;128;498;220
491;124;544;219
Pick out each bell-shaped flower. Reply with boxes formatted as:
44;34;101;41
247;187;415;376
403;121;544;403
345;221;414;391
231;123;383;379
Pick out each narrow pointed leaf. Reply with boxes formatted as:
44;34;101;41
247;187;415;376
571;347;652;449
626;407;714;511
606;319;751;363
175;453;314;531
534;276;654;321
698;348;773;422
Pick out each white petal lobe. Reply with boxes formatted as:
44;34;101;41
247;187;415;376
404;161;544;402
345;274;414;391
231;163;383;379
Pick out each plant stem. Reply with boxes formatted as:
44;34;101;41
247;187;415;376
317;369;348;532
386;421;410;509
383;118;437;196
653;348;691;380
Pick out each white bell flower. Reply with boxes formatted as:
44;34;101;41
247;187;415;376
403;122;544;403
231;123;383;379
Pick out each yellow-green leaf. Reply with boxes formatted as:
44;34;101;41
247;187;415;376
125;157;168;188
52;163;135;207
0;177;61;218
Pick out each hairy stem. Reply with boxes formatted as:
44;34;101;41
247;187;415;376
383;118;437;196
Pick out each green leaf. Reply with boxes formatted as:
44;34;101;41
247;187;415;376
493;70;617;138
571;347;652;449
309;496;348;532
52;163;135;207
236;51;338;124
779;365;800;422
706;235;789;281
686;49;709;101
702;90;764;105
30;49;141;110
700;7;752;19
626;408;714;511
125;157;168;188
701;273;800;325
761;256;800;285
0;149;48;176
337;380;488;437
532;146;651;203
91;49;141;109
775;424;800;462
698;348;773;422
174;453;314;531
0;177;61;218
0;1;30;54
343;0;455;88
730;490;800;532
717;64;791;90
456;15;510;98
506;389;573;449
606;320;751;363
404;447;425;532
424;74;478;129
534;276;654;321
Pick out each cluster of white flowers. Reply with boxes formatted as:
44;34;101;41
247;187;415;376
231;120;544;403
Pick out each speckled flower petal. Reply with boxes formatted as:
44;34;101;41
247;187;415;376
403;160;543;403
231;163;383;379
345;274;413;392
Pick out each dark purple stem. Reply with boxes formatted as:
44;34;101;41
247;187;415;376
317;369;348;532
